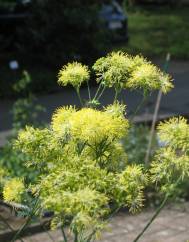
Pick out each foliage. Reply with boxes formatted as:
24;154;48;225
58;62;90;89
118;5;189;59
17;0;110;65
0;142;38;184
93;52;172;94
1;51;178;242
0;167;9;195
13;105;148;240
123;124;158;165
0;71;44;185
3;178;25;203
151;117;189;196
11;70;45;132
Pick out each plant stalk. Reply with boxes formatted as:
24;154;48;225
96;85;106;101
74;230;78;242
145;53;170;164
114;88;121;102
61;226;68;242
93;82;103;101
11;198;39;242
132;194;169;242
87;81;91;101
130;94;148;122
76;88;83;107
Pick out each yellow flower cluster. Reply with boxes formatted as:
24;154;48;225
157;116;189;150
93;51;173;93
151;117;189;194
104;102;126;118
0;168;8;192
58;62;90;88
93;51;131;88
3;178;24;203
118;165;148;213
12;52;172;240
52;106;129;144
126;63;173;93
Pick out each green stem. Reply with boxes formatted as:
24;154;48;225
114;88;120;102
93;82;103;101
61;226;68;242
87;81;91;101
11;215;32;242
130;94;148;122
75;88;83;107
11;198;39;242
145;53;171;164
84;205;121;242
132;194;169;242
96;85;106;101
74;230;78;242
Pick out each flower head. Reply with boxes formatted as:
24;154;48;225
93;51;173;94
151;116;189;195
126;63;173;93
93;51;131;88
3;178;24;203
157;117;189;151
52;107;129;144
58;62;90;88
117;165;148;213
104;102;126;118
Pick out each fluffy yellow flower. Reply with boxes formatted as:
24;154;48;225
118;165;148;213
52;107;129;144
3;178;24;203
52;106;76;135
93;51;173;93
126;63;173;93
93;51;131;88
104;102;126;118
157;116;189;150
58;62;90;88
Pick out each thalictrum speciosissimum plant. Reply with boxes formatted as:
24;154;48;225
133;117;189;242
3;51;180;242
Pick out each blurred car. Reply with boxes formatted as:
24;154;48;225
135;0;177;5
100;0;128;41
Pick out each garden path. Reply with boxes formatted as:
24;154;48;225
14;202;189;242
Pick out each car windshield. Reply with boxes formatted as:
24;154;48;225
101;1;123;15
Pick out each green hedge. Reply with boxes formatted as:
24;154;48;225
17;0;110;65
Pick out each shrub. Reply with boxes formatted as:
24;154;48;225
0;71;44;185
17;0;110;65
3;51;183;242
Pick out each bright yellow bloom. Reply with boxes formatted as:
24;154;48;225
93;51;173;93
3;178;24;203
157;116;189;150
126;63;173;93
104;102;126;118
93;51;131;88
51;106;76;135
117;165;148;213
52;107;129;144
58;62;90;88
